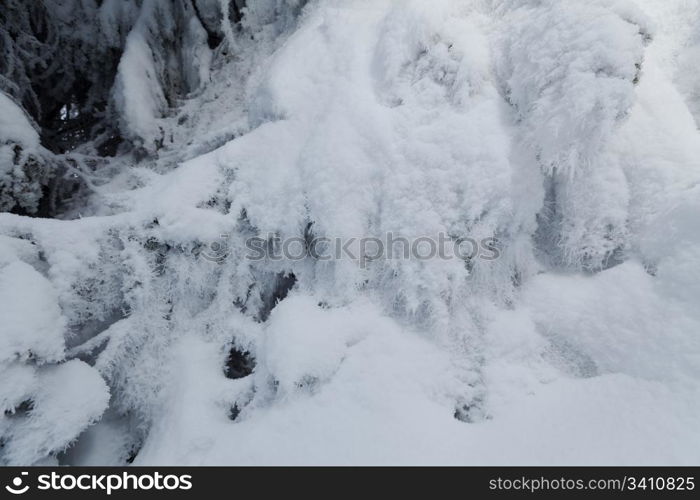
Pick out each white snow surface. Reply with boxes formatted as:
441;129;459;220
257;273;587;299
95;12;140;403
0;92;39;149
1;0;700;465
0;260;66;363
1;360;110;466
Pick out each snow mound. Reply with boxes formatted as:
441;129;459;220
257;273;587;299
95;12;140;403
0;92;39;149
0;260;66;363
1;360;110;466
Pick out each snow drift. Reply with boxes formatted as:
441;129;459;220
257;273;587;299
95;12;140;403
0;0;699;465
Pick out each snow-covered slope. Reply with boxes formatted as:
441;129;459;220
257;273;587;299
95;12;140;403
1;0;699;465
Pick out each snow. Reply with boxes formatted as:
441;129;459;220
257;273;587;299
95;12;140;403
2;0;700;465
495;0;648;174
1;360;110;466
113;29;168;152
134;307;699;465
0;240;111;465
262;295;391;394
0;92;39;149
0;261;66;363
112;0;213;153
0;362;37;414
521;262;700;381
0;92;44;212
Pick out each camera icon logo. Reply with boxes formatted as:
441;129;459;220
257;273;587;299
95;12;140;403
5;472;29;495
200;234;230;264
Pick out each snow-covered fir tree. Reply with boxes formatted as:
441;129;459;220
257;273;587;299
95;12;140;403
1;0;699;465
